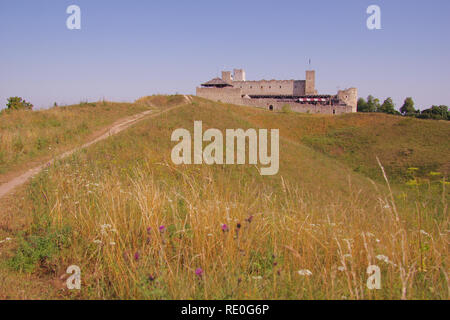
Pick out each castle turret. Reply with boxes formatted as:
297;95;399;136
338;88;358;113
233;69;246;81
222;71;232;83
305;70;317;95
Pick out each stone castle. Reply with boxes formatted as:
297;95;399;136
196;69;357;115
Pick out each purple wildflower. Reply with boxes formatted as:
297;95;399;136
159;225;166;233
146;227;152;234
134;252;140;261
221;224;229;232
195;268;204;277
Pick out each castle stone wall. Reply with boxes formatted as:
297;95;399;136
196;87;242;104
240;98;353;115
232;80;306;96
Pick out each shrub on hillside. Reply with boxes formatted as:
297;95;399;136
281;104;292;113
6;97;33;111
418;105;449;120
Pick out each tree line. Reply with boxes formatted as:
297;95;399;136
357;96;449;121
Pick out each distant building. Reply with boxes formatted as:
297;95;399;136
196;69;357;115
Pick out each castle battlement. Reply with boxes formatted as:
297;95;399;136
196;69;357;115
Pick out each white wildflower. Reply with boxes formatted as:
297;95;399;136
297;269;313;276
252;276;263;280
338;266;346;272
376;254;396;266
93;239;102;245
420;230;430;237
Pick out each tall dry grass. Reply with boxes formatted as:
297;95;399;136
4;99;446;300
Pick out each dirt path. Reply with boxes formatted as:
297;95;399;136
0;103;185;199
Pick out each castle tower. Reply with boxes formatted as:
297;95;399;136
338;88;358;113
233;69;246;82
222;71;232;83
305;70;316;95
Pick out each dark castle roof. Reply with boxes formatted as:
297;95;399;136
201;78;233;88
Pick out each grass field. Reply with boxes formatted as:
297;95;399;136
0;101;152;182
0;96;448;299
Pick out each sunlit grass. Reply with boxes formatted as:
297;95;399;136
3;97;447;299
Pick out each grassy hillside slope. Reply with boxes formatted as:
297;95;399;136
0;101;152;182
0;97;448;300
220;103;450;182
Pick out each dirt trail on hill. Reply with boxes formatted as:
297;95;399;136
0;103;185;199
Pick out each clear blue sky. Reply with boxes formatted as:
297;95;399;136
1;0;449;110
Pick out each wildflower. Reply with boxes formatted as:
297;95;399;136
195;268;204;277
109;242;116;246
343;254;352;259
101;224;112;235
376;255;394;265
236;223;241;229
134;252;140;261
93;239;102;245
147;227;152;234
159;226;166;233
338;266;346;272
148;274;156;282
221;224;229;232
420;230;430;237
246;215;254;223
297;269;313;276
252;276;262;280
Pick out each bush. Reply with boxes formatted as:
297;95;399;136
281;104;292;113
6;97;33;110
418;105;449;121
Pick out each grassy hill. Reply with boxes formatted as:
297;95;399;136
0;96;448;299
0;101;152;182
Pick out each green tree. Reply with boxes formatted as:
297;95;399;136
400;97;417;116
6;97;33;111
366;95;380;113
357;98;368;112
378;97;398;114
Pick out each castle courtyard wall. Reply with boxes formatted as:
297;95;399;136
196;87;353;115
